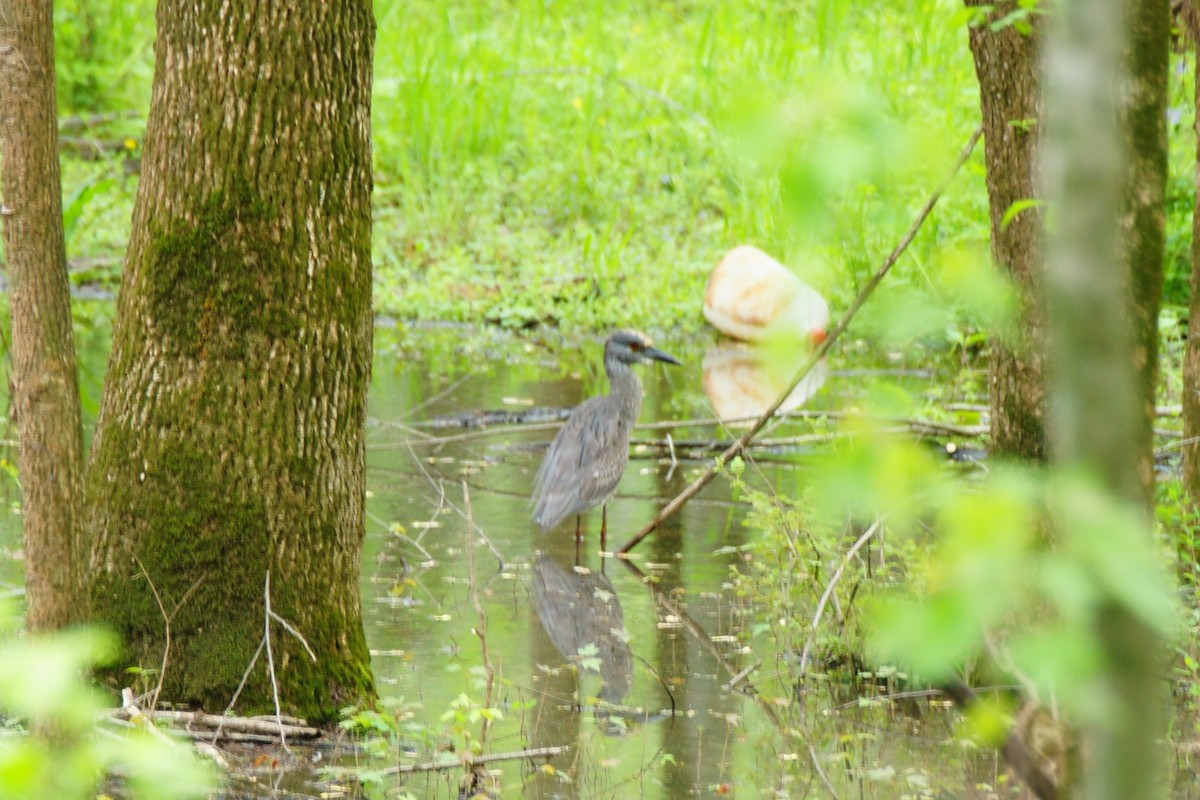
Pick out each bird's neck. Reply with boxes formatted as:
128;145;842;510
605;358;644;423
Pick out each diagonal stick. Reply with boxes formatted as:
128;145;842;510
617;125;984;556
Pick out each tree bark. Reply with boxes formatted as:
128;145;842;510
1120;0;1169;511
965;1;1047;461
0;1;88;631
1182;5;1200;507
1042;0;1168;797
87;1;377;722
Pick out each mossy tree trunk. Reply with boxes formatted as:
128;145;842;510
1182;4;1200;509
0;1;88;632
964;0;1047;461
87;0;377;723
1118;0;1169;511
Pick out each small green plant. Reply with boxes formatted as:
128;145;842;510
439;692;504;757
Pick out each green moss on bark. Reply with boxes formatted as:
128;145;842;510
87;0;377;726
147;182;300;358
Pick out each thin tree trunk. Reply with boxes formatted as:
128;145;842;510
1182;4;1200;508
0;1;88;631
1121;0;1170;510
1042;0;1168;797
965;0;1047;462
87;1;377;722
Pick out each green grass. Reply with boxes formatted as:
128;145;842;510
50;0;1196;336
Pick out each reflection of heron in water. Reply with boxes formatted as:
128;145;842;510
530;553;639;731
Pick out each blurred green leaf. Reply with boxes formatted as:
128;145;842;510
1009;624;1108;719
0;627;118;731
99;732;218;800
1051;475;1178;634
868;593;981;682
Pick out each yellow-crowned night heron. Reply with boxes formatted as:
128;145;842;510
532;330;680;552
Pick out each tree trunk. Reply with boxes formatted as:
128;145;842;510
87;1;377;722
0;1;88;631
1120;0;1169;511
1182;5;1200;506
1042;0;1168;797
965;1;1047;461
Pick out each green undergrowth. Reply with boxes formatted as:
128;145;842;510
48;1;1200;336
723;381;1197;765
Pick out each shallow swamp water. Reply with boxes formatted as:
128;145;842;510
2;317;1199;799
357;325;1008;800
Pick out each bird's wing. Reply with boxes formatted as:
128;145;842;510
532;397;630;530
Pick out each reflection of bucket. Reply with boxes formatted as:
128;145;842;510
703;245;829;343
702;345;828;426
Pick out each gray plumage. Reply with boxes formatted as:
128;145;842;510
532;330;680;532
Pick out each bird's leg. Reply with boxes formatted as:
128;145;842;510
575;515;582;565
601;505;608;554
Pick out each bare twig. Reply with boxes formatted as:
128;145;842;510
131;556;206;714
797;520;881;677
401;371;476;420
1155;434;1200;456
808;739;843;800
939;679;1059;800
367;509;436;564
617;125;984;556
404;438;507;567
263;571;286;751
724;659;761;690
267;609;318;662
222;638;265;719
616;558;785;733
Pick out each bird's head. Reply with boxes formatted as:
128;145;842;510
606;330;682;367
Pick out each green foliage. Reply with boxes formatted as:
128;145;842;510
331;688;519;800
851;454;1177;721
724;340;1181;767
366;0;992;333
0;603;216;799
49;1;1200;333
53;0;154;113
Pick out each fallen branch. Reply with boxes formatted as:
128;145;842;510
380;744;570;775
393;407;990;450
616;125;985;555
110;706;320;740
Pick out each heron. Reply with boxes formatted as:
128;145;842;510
532;330;681;554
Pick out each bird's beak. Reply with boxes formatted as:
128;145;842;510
645;346;681;366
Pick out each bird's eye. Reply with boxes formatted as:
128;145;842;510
630;341;643;351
